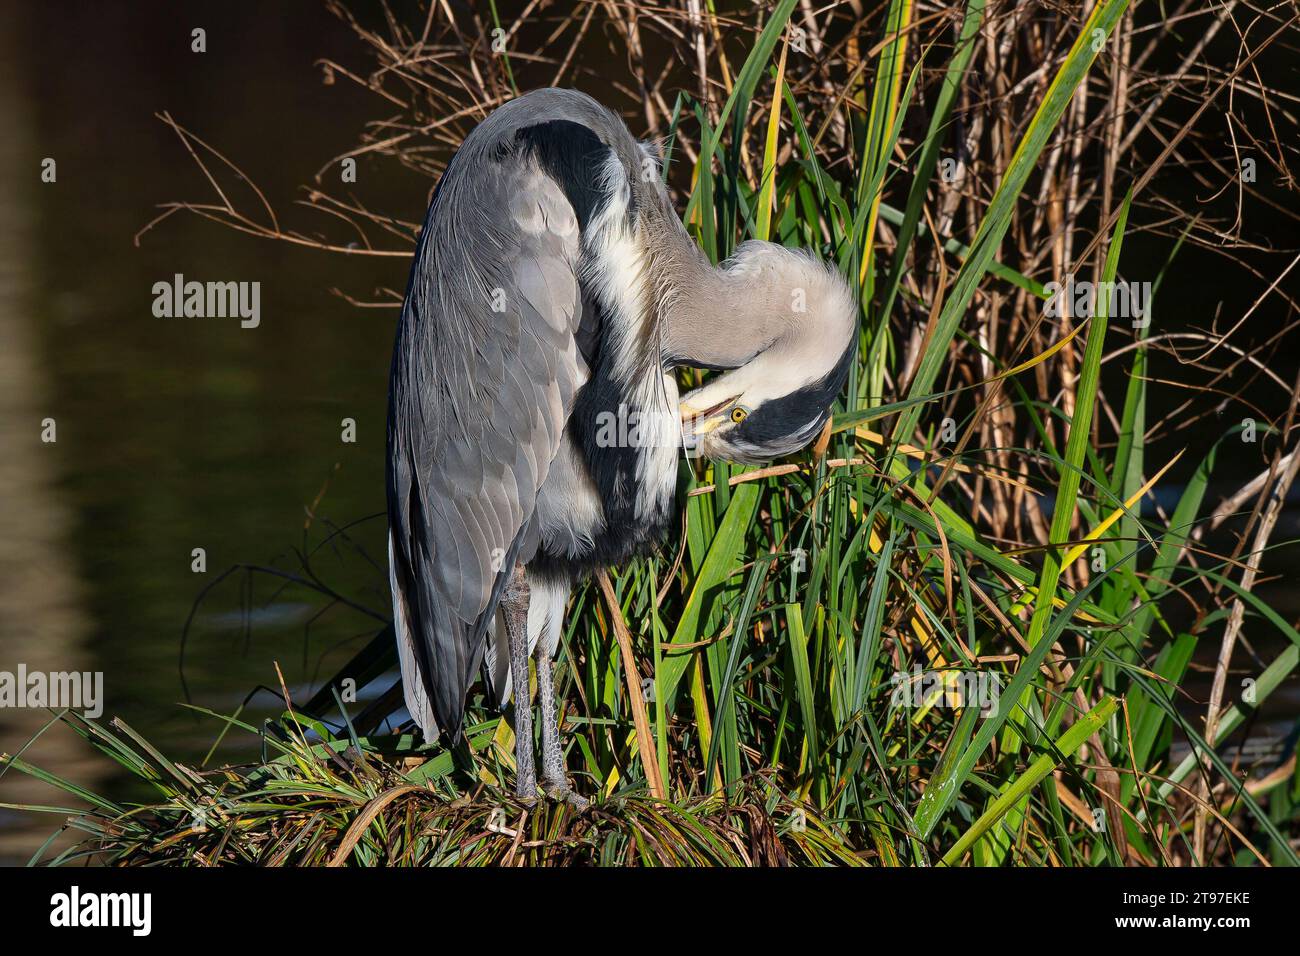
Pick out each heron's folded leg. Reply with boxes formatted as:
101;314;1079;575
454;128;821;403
504;566;536;800
536;649;586;808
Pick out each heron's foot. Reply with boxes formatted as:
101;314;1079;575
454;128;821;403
542;777;589;809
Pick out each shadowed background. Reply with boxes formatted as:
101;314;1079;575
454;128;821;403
0;0;421;863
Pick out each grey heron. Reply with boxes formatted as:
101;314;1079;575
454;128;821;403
386;88;856;803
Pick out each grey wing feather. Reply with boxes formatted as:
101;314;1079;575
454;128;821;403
386;134;585;743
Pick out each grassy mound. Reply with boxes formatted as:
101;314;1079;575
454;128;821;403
3;713;860;866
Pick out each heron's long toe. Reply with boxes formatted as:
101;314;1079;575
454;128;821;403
542;777;589;809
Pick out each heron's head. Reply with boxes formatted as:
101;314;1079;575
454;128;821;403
678;242;857;464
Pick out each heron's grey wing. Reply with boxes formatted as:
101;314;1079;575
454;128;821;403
387;155;583;742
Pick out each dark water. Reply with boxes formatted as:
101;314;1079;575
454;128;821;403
1;1;1297;865
0;1;425;863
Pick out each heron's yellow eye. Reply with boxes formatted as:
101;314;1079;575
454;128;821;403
730;407;749;424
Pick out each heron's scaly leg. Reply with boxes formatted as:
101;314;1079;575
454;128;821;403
535;649;563;786
504;566;536;800
536;649;586;807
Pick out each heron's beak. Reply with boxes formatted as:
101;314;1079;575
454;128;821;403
679;396;735;447
683;415;725;437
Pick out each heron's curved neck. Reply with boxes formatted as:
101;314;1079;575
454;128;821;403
651;237;814;372
644;235;780;368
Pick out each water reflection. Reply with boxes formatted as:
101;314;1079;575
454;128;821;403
0;2;420;861
0;5;103;864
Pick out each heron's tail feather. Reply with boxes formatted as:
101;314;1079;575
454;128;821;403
483;612;512;710
388;532;440;743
